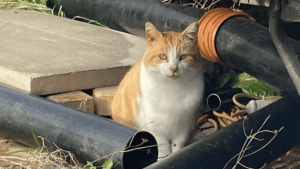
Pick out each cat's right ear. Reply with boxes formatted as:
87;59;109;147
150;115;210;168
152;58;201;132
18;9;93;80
145;22;163;45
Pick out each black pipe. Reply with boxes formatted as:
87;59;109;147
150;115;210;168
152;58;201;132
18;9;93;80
0;85;157;169
41;2;300;167
215;17;300;97
145;96;300;168
269;0;300;97
47;0;300;97
46;0;204;38
207;88;243;111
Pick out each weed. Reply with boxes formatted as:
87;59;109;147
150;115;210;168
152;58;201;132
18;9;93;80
101;159;113;169
0;0;53;14
0;114;80;168
86;161;96;169
2;114;46;158
0;116;157;169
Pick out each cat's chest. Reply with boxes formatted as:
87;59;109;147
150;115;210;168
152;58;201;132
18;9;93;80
139;62;204;112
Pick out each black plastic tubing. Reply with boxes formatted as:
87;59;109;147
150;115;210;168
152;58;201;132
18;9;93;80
0;84;157;169
48;0;300;97
215;17;300;97
47;0;205;38
145;96;300;168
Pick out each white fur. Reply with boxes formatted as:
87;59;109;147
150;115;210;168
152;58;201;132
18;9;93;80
137;46;204;158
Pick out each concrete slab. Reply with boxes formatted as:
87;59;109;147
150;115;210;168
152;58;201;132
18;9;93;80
0;10;147;95
47;91;94;114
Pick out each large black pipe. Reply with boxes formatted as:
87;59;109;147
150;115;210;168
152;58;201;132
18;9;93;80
48;0;300;97
47;0;204;38
145;96;300;168
42;1;300;167
215;17;300;97
0;84;157;169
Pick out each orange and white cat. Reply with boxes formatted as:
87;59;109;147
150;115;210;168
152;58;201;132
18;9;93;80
111;22;204;158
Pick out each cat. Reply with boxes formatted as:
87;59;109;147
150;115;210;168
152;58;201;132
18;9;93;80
111;21;204;158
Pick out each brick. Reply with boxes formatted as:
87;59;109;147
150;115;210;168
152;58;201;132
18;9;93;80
93;86;118;116
47;91;94;114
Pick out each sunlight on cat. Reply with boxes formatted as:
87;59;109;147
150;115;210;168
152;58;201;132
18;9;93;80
111;21;204;159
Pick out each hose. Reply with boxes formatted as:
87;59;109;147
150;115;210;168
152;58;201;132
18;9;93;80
212;93;282;128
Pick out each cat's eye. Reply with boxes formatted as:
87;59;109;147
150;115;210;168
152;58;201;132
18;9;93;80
180;54;188;61
159;54;168;60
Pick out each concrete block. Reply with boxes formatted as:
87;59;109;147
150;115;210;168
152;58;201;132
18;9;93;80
0;10;146;95
47;91;94;114
93;86;118;116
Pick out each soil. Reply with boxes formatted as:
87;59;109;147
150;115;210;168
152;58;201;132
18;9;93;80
0;135;33;167
1;127;300;168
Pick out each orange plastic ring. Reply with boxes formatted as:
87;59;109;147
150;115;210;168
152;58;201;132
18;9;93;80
198;8;255;65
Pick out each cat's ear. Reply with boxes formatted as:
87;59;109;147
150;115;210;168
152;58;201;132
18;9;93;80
145;22;163;45
181;22;198;44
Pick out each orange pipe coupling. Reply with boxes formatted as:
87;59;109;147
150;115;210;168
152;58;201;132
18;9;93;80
197;8;255;65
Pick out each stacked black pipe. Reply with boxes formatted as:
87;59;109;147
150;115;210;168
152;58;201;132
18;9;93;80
47;0;300;97
0;84;157;169
47;0;204;37
3;0;298;168
146;96;300;168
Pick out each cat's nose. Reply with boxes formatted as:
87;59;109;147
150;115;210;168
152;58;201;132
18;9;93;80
170;66;178;73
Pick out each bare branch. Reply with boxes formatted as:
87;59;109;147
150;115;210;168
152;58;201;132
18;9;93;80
224;115;284;169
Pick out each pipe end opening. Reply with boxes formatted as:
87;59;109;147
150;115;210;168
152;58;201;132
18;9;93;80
123;131;158;169
207;94;221;110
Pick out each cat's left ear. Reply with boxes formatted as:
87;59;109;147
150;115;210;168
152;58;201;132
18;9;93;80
181;22;198;44
145;22;163;45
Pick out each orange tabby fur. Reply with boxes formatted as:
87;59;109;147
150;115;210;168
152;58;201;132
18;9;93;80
111;21;204;158
111;57;142;128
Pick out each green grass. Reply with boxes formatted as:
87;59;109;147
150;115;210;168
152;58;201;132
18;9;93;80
0;0;54;14
2;113;113;168
0;0;104;25
3;114;46;157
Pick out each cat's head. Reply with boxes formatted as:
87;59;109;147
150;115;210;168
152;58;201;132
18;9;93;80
143;22;203;80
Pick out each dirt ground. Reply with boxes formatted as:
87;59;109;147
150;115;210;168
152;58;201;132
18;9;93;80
1;132;300;168
0;135;33;167
0;135;85;168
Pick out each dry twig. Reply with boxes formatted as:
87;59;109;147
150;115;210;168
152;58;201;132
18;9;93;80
0;136;81;169
223;115;284;169
159;0;220;10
